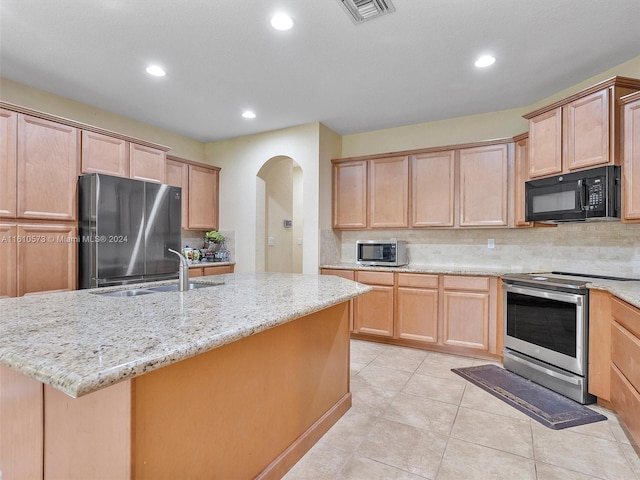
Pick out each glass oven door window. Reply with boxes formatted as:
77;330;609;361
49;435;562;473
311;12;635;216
506;292;577;357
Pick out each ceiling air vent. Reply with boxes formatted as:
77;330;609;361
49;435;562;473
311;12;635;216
337;0;396;24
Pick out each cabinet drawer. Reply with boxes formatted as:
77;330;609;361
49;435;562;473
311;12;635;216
611;322;640;393
611;297;640;338
611;364;640;447
356;270;394;286
443;275;489;292
321;269;355;281
203;265;233;275
189;267;204;277
397;273;438;289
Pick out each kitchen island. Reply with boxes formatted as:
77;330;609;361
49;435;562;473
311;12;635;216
0;272;370;479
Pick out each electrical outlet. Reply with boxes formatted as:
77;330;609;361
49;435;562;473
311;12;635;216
268;237;275;246
487;238;495;249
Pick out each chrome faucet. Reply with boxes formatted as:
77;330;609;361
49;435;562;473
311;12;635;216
168;248;189;291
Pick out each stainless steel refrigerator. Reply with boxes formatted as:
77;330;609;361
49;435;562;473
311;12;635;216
78;173;182;289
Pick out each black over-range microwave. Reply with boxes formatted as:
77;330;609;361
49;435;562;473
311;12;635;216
525;165;621;223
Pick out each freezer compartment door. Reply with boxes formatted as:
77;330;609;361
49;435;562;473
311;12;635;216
145;183;181;275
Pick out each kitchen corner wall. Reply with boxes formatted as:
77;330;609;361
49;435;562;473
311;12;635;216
327;223;640;277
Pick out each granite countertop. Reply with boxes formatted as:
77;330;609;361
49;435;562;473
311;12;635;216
0;273;370;398
321;263;640;309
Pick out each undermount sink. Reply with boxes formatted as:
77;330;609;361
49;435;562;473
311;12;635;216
92;282;222;297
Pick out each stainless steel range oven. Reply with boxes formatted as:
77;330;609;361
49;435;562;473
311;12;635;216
501;273;594;404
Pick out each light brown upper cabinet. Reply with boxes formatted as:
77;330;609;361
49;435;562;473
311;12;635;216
524;76;640;179
81;131;129;177
165;157;190;229
17;114;80;221
0;109;17;218
621;91;640;222
130;143;165;184
459;144;509;227
513;133;531;227
187;164;220;231
411;151;455;227
166;156;220;231
368;156;409;228
332;160;367;229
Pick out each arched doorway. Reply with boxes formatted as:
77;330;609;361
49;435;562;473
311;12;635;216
256;156;303;273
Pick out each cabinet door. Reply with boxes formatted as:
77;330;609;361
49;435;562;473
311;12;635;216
411;151;455;227
165;158;190;229
528;107;563;178
321;269;355;332
396;287;438;343
17;223;77;296
623;96;640;221
130;143;165;183
188;164;219;230
81;131;129;177
0;223;17;298
332;161;367;229
443;290;489;351
565;89;610;171
17;114;79;221
369;156;409;228
459;144;508;227
354;285;394;337
0;109;17;218
513;136;531;227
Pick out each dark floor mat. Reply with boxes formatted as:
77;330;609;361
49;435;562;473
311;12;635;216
451;364;607;430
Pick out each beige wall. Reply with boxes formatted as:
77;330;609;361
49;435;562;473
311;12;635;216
0;77;206;162
341;55;640;158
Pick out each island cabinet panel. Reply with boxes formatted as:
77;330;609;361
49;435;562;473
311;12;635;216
321;268;356;331
80;130;129;177
17;222;77;296
622;93;640;222
165;157;189;229
17;114;80;221
528;107;563;178
44;380;132;480
0;365;43;480
187;164;219;230
564;89;610;171
411;151;455;227
332;160;367;229
459;144;509;227
129;143;165;183
134;302;350;480
354;271;394;337
442;275;491;351
0;109;17;218
0;223;17;298
368;156;409;228
588;290;612;401
396;273;438;343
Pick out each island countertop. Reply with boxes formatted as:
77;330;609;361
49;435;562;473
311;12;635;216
0;272;371;398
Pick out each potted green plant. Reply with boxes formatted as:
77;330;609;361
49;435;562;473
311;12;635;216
204;230;225;251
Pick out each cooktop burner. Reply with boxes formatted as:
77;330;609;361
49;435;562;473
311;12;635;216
501;271;640;292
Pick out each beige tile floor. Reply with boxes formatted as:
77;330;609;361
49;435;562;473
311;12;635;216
283;340;640;480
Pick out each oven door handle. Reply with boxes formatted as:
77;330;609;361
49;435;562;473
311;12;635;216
506;351;581;385
504;283;584;305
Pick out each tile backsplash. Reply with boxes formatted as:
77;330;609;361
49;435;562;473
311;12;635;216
323;222;640;277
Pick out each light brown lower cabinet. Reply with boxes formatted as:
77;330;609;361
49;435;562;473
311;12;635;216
588;290;612;400
322;268;499;358
353;271;394;337
610;296;640;447
320;268;355;331
0;221;77;297
188;264;235;277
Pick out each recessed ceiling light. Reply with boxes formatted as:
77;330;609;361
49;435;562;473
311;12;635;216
270;13;294;31
145;65;166;77
242;110;256;119
474;55;496;68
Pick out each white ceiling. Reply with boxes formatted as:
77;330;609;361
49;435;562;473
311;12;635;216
2;0;640;143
